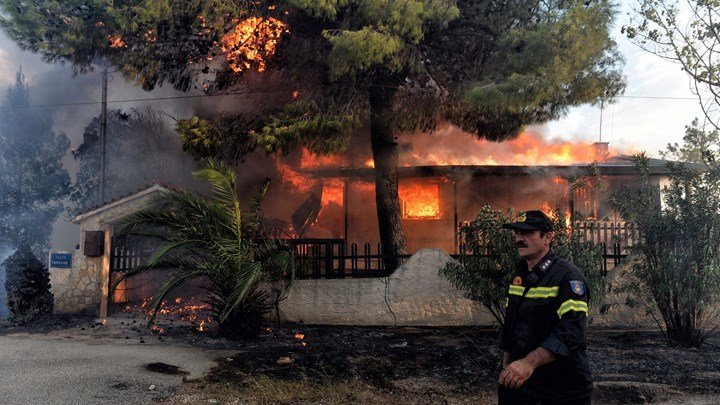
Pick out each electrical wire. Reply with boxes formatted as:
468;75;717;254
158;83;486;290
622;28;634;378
0;92;706;111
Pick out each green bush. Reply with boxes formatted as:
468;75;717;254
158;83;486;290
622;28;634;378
440;205;604;326
610;153;720;347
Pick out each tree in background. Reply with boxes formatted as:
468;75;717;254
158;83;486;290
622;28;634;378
3;245;54;324
441;205;605;326
625;0;720;130
115;159;294;339
0;67;70;256
69;107;196;214
0;1;625;268
611;151;720;347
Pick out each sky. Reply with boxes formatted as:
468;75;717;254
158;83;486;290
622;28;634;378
0;1;709;249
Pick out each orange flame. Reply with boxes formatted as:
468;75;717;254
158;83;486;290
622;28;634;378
294;332;305;339
108;35;127;48
399;130;626;166
219;17;288;73
399;181;441;220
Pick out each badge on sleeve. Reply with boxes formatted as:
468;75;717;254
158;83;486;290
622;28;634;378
569;280;586;296
512;276;523;286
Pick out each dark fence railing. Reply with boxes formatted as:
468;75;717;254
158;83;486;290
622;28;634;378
287;239;410;279
110;222;639;280
110;236;158;273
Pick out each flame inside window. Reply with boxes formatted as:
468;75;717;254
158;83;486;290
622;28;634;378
399;181;441;220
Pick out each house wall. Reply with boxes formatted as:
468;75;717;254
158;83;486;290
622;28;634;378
52;190;165;315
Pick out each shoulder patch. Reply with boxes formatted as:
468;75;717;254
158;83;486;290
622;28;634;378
569;280;586;296
512;276;523;286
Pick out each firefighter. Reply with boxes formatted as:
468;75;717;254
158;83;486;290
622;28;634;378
498;210;593;405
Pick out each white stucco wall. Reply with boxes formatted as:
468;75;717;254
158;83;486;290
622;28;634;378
279;248;496;326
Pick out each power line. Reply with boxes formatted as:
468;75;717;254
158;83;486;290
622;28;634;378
0;88;288;110
0;91;706;111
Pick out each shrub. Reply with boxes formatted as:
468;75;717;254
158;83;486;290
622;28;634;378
440;205;604;326
610;153;720;347
3;245;54;324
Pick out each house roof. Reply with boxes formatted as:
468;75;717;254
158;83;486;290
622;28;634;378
72;183;178;224
307;155;708;180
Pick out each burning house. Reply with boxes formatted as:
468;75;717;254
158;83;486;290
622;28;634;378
48;129;695;327
264;131;668;259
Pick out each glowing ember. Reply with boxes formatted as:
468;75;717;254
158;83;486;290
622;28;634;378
301;342;307;347
197;320;206;332
399;181;441;220
108;35;127;48
219;17;288;73
101;319;107;326
364;159;375;168
292;90;301;99
294;332;305;339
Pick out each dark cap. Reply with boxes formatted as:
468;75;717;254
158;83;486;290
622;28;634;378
502;210;554;232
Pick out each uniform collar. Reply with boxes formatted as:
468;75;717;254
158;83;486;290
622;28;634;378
518;251;556;272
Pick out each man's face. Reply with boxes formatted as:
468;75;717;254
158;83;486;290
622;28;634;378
513;229;552;260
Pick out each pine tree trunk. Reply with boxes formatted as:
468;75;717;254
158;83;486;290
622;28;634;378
369;85;406;271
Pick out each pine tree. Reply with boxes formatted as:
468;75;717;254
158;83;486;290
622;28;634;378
3;244;54;324
0;1;625;266
0;67;70;255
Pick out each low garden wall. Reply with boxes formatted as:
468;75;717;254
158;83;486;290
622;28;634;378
279;248;494;326
279;248;657;328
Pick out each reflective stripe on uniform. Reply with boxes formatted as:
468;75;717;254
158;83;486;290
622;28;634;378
508;285;525;296
557;299;589;317
507;285;559;298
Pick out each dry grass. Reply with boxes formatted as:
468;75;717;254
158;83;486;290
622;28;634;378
167;376;495;404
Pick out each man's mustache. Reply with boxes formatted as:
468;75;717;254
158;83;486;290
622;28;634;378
516;242;528;248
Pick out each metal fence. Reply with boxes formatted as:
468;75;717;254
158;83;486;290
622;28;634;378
287;239;410;279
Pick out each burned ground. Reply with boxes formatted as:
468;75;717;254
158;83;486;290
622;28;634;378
3;312;720;404
171;325;720;404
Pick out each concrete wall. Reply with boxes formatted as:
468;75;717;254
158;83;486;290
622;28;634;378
279;248;658;328
279;248;495;326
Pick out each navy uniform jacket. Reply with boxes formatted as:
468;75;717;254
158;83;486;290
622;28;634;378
500;252;593;402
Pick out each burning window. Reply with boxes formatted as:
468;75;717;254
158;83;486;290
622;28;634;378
399;181;442;220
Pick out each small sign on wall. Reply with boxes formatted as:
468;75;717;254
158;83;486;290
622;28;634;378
49;252;73;269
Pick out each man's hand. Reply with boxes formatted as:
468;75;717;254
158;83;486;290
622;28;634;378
499;347;556;389
499;358;534;389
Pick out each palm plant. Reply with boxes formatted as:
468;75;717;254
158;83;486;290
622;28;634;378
113;159;294;338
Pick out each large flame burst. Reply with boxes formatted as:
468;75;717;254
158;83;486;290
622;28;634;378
220;16;288;73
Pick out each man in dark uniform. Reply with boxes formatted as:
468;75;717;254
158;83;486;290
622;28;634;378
498;210;593;405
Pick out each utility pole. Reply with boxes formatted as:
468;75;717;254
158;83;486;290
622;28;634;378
599;99;604;143
99;69;108;205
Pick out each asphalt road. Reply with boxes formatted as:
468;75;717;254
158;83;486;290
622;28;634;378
0;335;226;405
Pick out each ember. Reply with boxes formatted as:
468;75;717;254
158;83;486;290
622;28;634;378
295;332;305;339
108;35;127;48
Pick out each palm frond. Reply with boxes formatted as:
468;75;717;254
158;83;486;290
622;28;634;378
193;158;239;210
220;261;264;323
